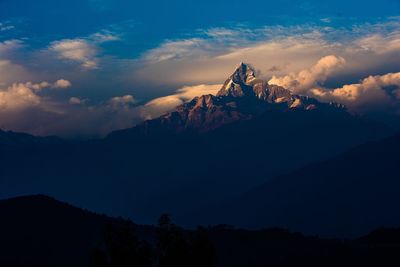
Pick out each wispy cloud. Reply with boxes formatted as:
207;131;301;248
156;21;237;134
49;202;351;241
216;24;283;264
136;18;400;88
48;30;120;69
0;40;24;56
0;21;15;32
49;39;100;69
141;84;221;119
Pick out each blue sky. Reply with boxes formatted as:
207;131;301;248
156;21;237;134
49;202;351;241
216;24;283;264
2;0;399;55
0;0;400;137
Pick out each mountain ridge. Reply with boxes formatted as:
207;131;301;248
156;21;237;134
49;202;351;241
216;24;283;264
108;63;346;138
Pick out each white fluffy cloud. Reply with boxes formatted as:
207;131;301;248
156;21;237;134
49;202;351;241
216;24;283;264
141;84;221;119
268;55;346;94
0;83;41;111
0;79;72;111
267;55;400;112
310;72;400;111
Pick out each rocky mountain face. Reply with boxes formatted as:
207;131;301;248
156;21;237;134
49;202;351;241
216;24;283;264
109;63;345;137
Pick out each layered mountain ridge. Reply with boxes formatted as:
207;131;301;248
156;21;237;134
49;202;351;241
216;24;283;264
0;62;394;235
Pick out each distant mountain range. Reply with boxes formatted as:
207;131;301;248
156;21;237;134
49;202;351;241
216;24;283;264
0;63;396;237
195;132;400;237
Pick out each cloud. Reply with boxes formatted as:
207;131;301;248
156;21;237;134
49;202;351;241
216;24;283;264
18;80;72;91
135;19;400;88
268;55;400;112
136;36;338;86
69;97;83;105
0;83;41;111
0;59;32;86
49;39;99;69
0;40;35;86
356;32;400;54
0;40;23;55
0;79;72;112
0;89;141;138
310;72;400;111
90;31;121;43
141;84;221;119
109;95;136;111
268;55;346;94
53;79;72;89
205;28;241;38
48;29;120;70
143;38;209;62
0;22;15;32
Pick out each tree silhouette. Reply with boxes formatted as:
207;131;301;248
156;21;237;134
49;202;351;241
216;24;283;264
156;214;191;267
92;222;153;267
156;214;216;267
92;215;216;267
191;226;216;267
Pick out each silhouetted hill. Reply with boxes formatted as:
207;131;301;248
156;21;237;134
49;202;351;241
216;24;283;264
208;227;400;267
1;195;400;267
0;129;63;150
0;195;130;267
201;133;400;237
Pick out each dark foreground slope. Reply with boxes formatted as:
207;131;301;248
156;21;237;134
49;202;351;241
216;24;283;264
1;195;400;267
202;133;400;237
0;195;120;267
0;195;155;267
